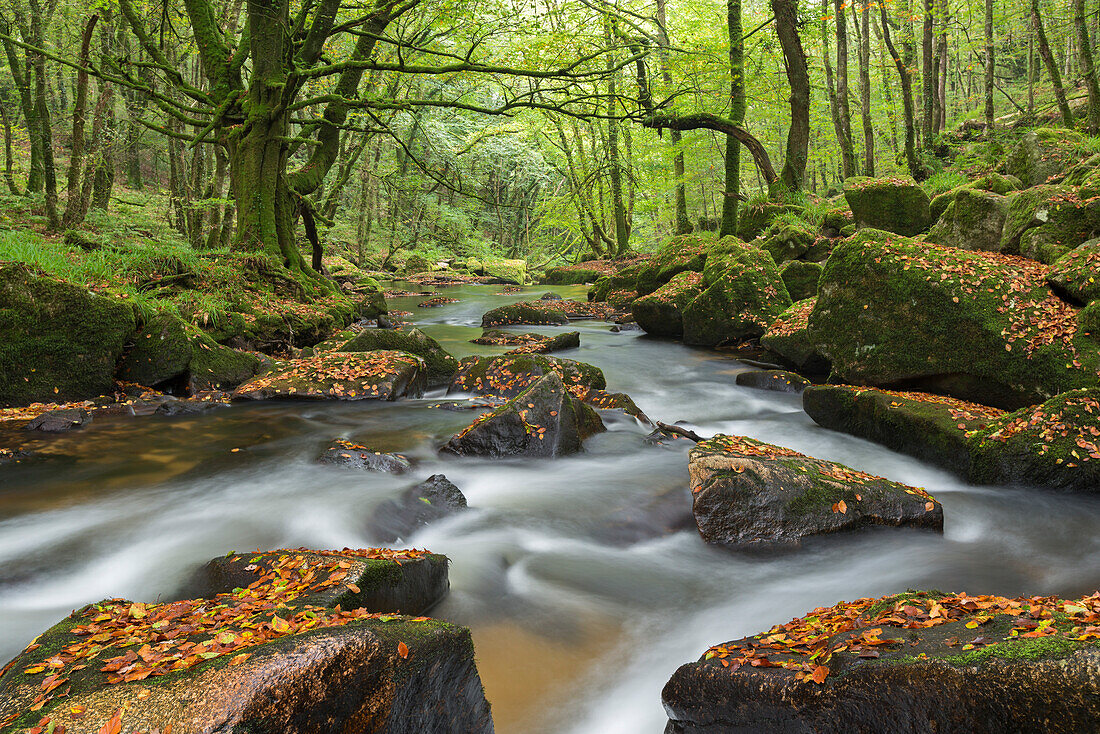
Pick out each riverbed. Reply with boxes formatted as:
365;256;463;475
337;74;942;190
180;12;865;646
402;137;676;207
1;283;1098;732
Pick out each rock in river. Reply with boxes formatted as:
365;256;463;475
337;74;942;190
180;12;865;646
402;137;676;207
317;439;414;474
688;434;943;548
0;547;492;733
338;326;458;388
25;407;91;432
735;370;811;394
368;474;469;543
663;589;1100;733
233;350;425;401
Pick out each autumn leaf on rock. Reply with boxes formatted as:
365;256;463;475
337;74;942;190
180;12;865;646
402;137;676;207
811;665;828;684
98;710;122;734
397;641;409;659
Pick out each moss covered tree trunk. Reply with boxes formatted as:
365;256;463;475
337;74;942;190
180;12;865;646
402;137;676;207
1032;0;1073;128
881;1;921;179
720;0;744;237
833;0;857;178
771;0;810;192
983;0;995;128
1073;0;1100;133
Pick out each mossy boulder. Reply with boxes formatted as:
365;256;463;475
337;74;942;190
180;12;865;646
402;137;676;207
339;327;457;388
968;388;1100;492
541;262;606;285
779;260;822;301
119;313;260;392
187;339;262;393
680;239;792;347
760;298;830;374
1047;238;1100;304
634;234;712;296
481;258;526;284
929;173;1022;222
1001;185;1100;264
448;353;606;399
480;301;569;327
688;434;943;548
663;589;1100;734
631;271;704;338
803;385;1005;477
0;548;492;733
471;329;580;354
1004;128;1094;187
843;176;932;235
233;350;426;401
760;219;816;263
810;230;1100;409
735;202;801;240
440;372;604;458
0;263;136;406
402;253;433;274
735;369;811;394
926;188;1009;252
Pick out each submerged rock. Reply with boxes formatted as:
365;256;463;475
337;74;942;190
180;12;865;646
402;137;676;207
339;327;457;388
0;262;136;407
441;372;604;458
688;434;943;548
0;548;492;733
25;407;91;432
810;230;1100;409
663;589;1100;734
233;350;425;401
735;370;811;394
318;439;414;474
480;301;568;327
843;176;932;235
369;474;469;543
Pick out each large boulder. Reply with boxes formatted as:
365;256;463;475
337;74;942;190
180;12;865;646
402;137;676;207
449;353;605;399
1000;185;1100;264
634;234;711;296
735;369;811;394
778;259;822;301
1047;238;1100;304
541;261;610;284
1004;127;1094;187
810;230;1100;409
681;239;792;347
631;271;704;338
926;188;1009;252
233;350;425;401
843;176;932;235
760;298;830;374
760;219;816;263
480;301;569;327
968;388;1100;492
663;589;1100;734
735;202;801;241
688;434;943;548
0;548;492;734
0;262;135;406
471;329;580;354
368;474;469;542
340;327;457;388
928;172;1022;222
440;372;604;458
803;385;1005;477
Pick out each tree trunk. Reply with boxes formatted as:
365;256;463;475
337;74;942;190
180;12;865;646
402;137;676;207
833;0;858;177
656;0;692;234
605;18;629;255
921;0;934;142
0;105;20;195
61;14;99;229
856;3;874;176
26;0;58;227
720;0;744;236
1032;0;1073;127
771;0;810;192
1074;0;1100;132
880;1;922;179
984;0;995;128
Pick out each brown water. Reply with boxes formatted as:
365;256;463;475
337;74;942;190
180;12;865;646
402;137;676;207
1;283;1098;733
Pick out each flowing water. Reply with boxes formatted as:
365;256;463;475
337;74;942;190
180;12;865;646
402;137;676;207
2;283;1099;733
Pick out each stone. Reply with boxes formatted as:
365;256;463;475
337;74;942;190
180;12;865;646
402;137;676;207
339;327;458;388
25;408;91;432
631;271;704;339
778;259;822;301
448;353;606;399
318;439;414;474
760;298;830;374
843;176;932;235
233;350;426;401
735;370;811;393
1004;127;1094;187
688;434;943;548
1001;185;1100;264
926;188;1009;252
368;475;469;543
1047;238;1100;305
480;302;569;327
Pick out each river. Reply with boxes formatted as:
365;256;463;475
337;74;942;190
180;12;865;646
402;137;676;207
1;283;1098;732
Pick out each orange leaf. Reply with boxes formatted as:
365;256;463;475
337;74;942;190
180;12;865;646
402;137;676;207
98;710;122;734
811;665;829;684
346;583;360;594
397;641;409;659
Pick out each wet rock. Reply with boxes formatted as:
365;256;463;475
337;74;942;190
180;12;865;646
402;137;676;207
154;398;232;417
1047;238;1100;305
233;350;426;401
369;474;469;542
760;298;830;374
810;230;1100;409
0;548;491;734
803;385;1004;477
632;271;704;338
688;434;943;548
663;589;1100;734
778;259;822;301
0;262;136;407
339;327;458;388
25;407;91;432
448;353;606;399
597;486;696;545
843;176;932;235
471;329;580;354
540;292;564;301
0;447;35;464
968;388;1100;492
610;322;642;333
318;439;414;474
441;372;604;458
735;370;811;394
481;301;569;327
926;188;1009;253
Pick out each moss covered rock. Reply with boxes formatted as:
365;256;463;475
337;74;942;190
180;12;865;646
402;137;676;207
926;188;1009;252
1004;128;1095;187
471;329;580;354
481;258;526;284
760;219;816;263
803;385;1005;477
631;271;704;338
403;253;433;274
663;589;1100;734
688;434;943;548
810;230;1100;408
448;353;606;398
779;260;823;301
233;350;425;401
968;388;1100;492
480;301;569;327
735;202;801;240
0;263;136;406
440;371;604;458
1001;185;1100;264
760;298;830;374
0;548;492;733
339;327;457;388
929;173;1023;222
680;239;792;347
541;263;605;285
634;234;712;296
119;313;260;392
1047;238;1100;304
843;176;932;235
735;369;811;393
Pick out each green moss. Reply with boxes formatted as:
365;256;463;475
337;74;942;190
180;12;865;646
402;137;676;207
843;176;932;236
631;270;704;338
481;302;569;327
865;590;948;617
779;260;822;301
943;633;1090;665
339;328;457;388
